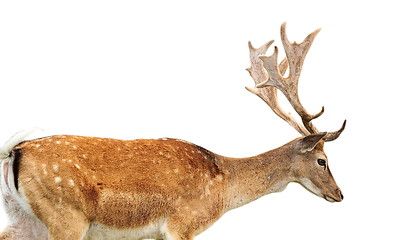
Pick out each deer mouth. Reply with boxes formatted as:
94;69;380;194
324;195;337;202
324;190;343;202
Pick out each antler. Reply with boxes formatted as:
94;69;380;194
246;40;310;136
246;22;345;142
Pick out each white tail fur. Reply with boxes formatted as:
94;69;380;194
0;127;43;160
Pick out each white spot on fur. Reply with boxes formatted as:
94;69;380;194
216;175;223;181
173;169;179;174
72;145;78;149
69;179;75;186
175;139;190;144
201;184;211;199
68;159;73;163
52;164;59;171
54;177;62;183
41;164;47;176
74;164;81;169
56;141;61;144
35;144;41;148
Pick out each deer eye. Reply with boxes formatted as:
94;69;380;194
317;159;326;166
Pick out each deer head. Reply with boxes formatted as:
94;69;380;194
246;23;345;202
290;133;343;202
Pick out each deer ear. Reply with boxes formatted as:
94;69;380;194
296;132;327;153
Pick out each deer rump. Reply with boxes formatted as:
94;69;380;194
0;131;48;239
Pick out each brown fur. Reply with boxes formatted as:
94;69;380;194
11;135;229;239
0;228;14;240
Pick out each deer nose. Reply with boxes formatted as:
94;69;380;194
336;189;344;201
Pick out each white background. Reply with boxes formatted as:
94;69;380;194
0;1;416;239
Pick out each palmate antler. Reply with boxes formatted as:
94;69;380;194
246;22;345;142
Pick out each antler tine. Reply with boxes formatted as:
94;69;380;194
257;22;324;135
323;120;346;142
246;40;310;136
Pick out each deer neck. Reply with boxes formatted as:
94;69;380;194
220;143;294;211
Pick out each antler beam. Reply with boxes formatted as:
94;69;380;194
246;22;345;142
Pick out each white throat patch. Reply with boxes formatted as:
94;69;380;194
300;178;323;198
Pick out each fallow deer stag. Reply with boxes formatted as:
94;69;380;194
0;23;345;240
